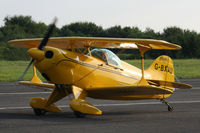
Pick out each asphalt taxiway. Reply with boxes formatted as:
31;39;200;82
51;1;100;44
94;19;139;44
0;79;199;133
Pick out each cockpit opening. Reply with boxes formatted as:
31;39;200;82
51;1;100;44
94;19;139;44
90;48;122;68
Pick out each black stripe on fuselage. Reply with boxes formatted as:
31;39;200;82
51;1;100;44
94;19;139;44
56;52;140;81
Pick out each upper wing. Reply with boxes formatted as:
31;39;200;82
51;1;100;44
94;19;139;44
8;37;181;50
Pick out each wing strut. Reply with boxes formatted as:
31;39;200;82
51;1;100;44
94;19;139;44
30;65;42;83
137;44;151;85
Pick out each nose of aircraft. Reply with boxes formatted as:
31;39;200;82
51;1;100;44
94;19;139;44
28;48;44;61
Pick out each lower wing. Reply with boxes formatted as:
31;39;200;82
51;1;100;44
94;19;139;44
19;81;55;90
87;85;173;96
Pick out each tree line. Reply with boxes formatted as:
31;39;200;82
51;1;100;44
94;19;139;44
0;15;200;60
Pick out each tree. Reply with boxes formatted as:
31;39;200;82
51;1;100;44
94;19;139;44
0;15;200;60
0;15;49;60
60;22;105;37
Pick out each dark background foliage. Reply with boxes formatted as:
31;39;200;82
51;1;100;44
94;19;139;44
0;15;199;60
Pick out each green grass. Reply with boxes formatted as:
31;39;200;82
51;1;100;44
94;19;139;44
124;59;153;69
173;59;200;78
0;60;44;82
125;59;200;79
0;59;200;82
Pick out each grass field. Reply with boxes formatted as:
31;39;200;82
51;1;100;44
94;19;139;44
0;59;200;82
0;60;44;82
125;59;200;79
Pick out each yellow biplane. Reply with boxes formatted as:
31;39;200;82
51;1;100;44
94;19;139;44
8;20;192;117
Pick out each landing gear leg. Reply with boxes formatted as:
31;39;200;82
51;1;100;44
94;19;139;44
160;99;174;112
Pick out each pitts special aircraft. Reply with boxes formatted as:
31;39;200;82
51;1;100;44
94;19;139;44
8;19;192;117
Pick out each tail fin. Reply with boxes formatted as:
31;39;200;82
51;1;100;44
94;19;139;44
145;55;174;82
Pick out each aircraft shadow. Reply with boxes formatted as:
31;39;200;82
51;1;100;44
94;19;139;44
0;108;173;123
0;111;109;123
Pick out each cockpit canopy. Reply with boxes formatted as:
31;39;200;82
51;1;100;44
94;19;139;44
90;49;122;68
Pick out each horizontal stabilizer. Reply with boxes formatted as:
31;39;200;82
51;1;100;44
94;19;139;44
19;81;55;89
147;80;192;89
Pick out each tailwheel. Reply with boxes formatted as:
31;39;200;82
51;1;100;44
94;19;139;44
160;99;174;112
33;108;47;116
73;111;86;118
168;106;174;112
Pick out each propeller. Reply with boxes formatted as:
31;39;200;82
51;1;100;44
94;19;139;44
18;18;57;81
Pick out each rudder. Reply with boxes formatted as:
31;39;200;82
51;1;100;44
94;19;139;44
145;55;174;82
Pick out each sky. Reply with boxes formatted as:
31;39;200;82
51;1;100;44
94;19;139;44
0;0;200;33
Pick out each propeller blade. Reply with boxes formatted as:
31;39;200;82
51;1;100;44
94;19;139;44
18;59;34;81
38;17;57;50
18;17;57;81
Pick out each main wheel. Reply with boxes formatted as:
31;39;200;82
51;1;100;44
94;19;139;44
73;111;86;118
33;108;46;116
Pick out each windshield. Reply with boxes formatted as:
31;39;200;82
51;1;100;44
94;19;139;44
91;48;122;68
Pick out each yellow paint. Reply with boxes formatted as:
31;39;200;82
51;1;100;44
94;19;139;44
136;45;150;86
30;65;42;83
8;37;192;116
28;48;44;61
30;97;62;112
70;99;102;115
46;87;69;106
72;85;87;100
8;37;182;50
145;55;175;82
28;46;177;99
19;81;55;88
